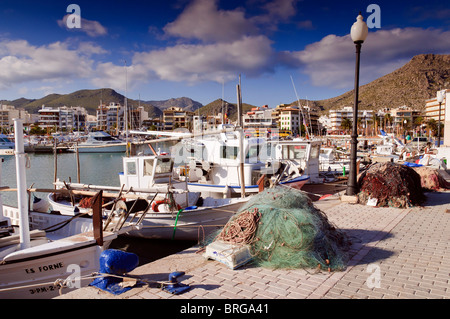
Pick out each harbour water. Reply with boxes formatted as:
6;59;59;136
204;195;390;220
0;151;196;266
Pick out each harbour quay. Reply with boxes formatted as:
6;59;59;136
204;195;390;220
57;174;450;300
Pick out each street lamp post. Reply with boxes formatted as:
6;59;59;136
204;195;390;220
346;13;368;196
436;90;445;148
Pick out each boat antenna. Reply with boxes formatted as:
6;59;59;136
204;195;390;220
124;60;129;155
290;75;310;139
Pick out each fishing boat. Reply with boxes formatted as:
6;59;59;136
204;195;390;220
175;125;311;198
48;151;250;241
0;134;15;156
0;120;144;299
69;131;126;153
319;147;351;175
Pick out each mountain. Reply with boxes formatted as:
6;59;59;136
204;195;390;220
143;97;203;112
2;88;163;118
314;54;450;112
198;99;257;121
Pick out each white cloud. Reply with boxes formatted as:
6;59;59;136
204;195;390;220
290;28;450;89
132;35;275;83
164;0;258;43
91;62;149;91
0;40;98;89
58;15;108;37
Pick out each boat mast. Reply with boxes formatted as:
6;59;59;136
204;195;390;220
237;75;245;197
14;118;30;249
290;75;311;139
124;60;129;156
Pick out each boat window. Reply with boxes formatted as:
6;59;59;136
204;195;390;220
143;159;154;176
126;161;137;175
93;136;115;141
310;145;320;159
282;145;307;160
155;158;173;174
246;145;261;161
221;146;238;160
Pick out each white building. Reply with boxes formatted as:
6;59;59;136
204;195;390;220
425;89;449;147
329;106;374;133
243;105;276;130
38;105;88;132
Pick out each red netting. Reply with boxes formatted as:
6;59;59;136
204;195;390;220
357;162;426;208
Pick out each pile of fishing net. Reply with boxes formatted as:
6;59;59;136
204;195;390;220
208;186;350;271
357;162;426;208
412;166;450;191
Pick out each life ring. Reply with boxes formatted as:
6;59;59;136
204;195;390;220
151;199;181;212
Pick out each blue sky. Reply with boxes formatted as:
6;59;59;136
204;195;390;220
0;0;449;108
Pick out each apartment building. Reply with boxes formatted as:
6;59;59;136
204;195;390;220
96;102;123;132
243;105;276;130
163;107;194;130
425;89;448;122
390;105;423;131
38;105;89;132
329;106;374;133
0;104;32;129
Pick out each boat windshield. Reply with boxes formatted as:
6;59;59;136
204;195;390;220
155;158;173;174
93;136;115;141
281;145;308;160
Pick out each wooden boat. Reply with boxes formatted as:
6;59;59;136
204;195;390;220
0;120;144;299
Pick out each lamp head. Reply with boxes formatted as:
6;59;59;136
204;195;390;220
351;13;368;44
437;90;445;103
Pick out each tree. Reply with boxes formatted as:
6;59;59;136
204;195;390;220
384;113;392;133
341;118;352;134
426;119;437;137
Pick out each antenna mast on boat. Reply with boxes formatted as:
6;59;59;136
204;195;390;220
236;75;245;197
124;60;129;155
290;75;311;139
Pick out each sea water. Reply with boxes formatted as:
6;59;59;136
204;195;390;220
0;152;123;206
0;149;196;265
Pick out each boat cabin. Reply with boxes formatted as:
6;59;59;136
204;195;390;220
120;154;174;190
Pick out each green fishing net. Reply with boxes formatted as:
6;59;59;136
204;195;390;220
205;186;350;271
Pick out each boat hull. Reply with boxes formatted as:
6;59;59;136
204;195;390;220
124;199;247;241
0;244;103;299
75;144;126;153
47;193;248;241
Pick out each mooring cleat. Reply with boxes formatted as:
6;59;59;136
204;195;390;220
162;271;191;295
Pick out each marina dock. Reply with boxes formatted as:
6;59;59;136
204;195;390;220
57;171;450;300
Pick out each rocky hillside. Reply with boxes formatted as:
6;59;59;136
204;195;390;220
143;97;203;112
315;54;450;111
0;89;203;118
198;99;256;121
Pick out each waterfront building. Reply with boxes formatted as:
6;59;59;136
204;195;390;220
0;104;32;131
390;105;423;135
329;106;374;134
243;105;277;130
163;107;194;131
425;89;448;122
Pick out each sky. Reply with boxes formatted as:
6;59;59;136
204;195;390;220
0;0;449;109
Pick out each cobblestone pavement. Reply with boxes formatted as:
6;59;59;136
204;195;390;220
58;190;450;300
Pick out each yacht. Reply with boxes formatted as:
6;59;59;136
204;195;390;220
70;131;126;153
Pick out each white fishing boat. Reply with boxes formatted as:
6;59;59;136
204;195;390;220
70;131;126;153
0;120;144;299
0;134;15;156
175;125;311;198
319;147;351;175
48;151;250;241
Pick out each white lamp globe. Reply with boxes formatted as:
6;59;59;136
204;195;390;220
351;13;368;43
437;90;445;103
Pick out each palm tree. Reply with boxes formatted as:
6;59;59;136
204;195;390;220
414;116;424;136
384;113;392;133
426;119;437;137
341;118;352;134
